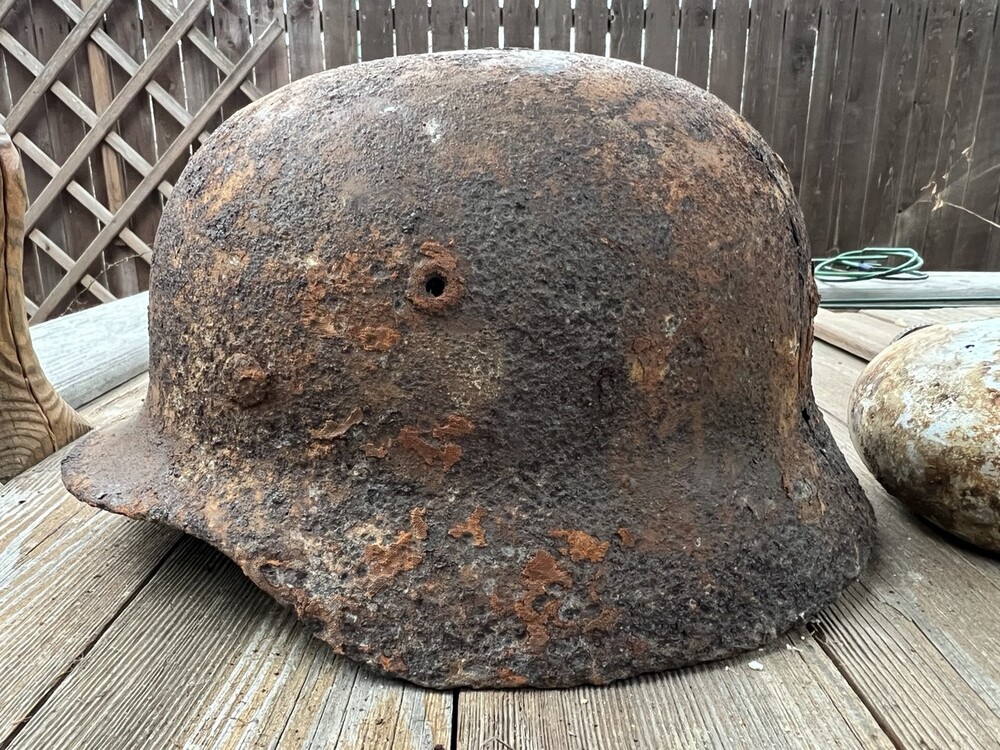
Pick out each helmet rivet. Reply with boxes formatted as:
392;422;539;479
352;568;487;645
223;353;269;407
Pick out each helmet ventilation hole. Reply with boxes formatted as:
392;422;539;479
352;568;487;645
425;274;447;297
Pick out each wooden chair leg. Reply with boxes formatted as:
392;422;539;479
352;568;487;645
0;127;89;483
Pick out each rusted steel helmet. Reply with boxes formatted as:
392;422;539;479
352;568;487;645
63;50;874;689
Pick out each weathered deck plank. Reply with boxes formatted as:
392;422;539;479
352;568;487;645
0;376;181;744
457;632;893;749
5;535;452;750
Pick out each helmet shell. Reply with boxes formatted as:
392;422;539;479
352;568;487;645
63;50;874;688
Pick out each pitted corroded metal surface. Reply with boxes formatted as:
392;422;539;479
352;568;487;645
850;319;1000;552
63;50;874;689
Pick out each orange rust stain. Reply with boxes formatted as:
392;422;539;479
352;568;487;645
357;324;400;352
398;426;464;470
617;527;636;548
410;507;428;540
550;529;610;563
310;407;363;440
495;667;529;687
363;531;423;591
378;653;408;674
431;414;476;440
448;507;487;547
522;550;573;589
514;551;573;651
362;441;390;458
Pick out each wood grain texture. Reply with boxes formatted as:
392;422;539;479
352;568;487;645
504;0;535;49
918;0;997;270
830;0;890;253
457;630;892;749
396;0;430;56
645;0;679;72
250;0;291;93
537;0;570;51
0;375;165;743
468;0;500;49
858;0;925;247
891;0;961;256
288;0;325;80
741;0;786;142
358;0;393;61
324;0;359;68
771;0;819;191
708;0;748;111
798;0;858;257
32;291;148;409
951;8;1000;270
609;0;642;62
574;0;608;56
6;537;453;749
677;0;712;88
0;130;88;482
432;0;466;51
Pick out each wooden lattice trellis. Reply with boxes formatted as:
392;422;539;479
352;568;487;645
0;0;281;322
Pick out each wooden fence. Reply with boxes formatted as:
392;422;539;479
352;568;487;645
2;0;1000;320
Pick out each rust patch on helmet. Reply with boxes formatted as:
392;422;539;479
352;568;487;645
407;241;464;314
495;667;529;687
362;530;424;592
431;414;475;440
310;407;364;441
513;550;573;651
410;507;428;540
358;325;400;352
449;507;487;547
223;353;269;407
617;528;636;548
398;427;463;470
362;441;390;459
379;653;408;674
550;529;610;563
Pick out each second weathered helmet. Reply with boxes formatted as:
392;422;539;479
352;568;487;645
63;49;874;689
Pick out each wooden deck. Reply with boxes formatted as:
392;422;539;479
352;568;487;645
2;303;1000;749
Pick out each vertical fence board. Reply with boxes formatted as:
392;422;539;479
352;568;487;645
287;0;324;80
82;0;136;298
396;0;429;55
23;0;101;313
921;0;997;269
431;0;464;51
798;0;858;256
609;0;642;62
104;0;157;292
468;0;500;48
952;5;1000;269
250;0;290;91
770;0;819;191
742;0;786;138
709;0;748;111
859;0;925;247
358;0;393;60
575;0;608;56
830;0;890;253
504;0;535;48
891;0;960;254
645;0;679;73
677;0;711;88
324;0;359;67
181;0;220;131
538;0;570;50
213;0;252;117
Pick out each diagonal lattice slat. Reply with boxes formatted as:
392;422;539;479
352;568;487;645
0;0;280;321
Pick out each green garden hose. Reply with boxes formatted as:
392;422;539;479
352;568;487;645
813;248;928;283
